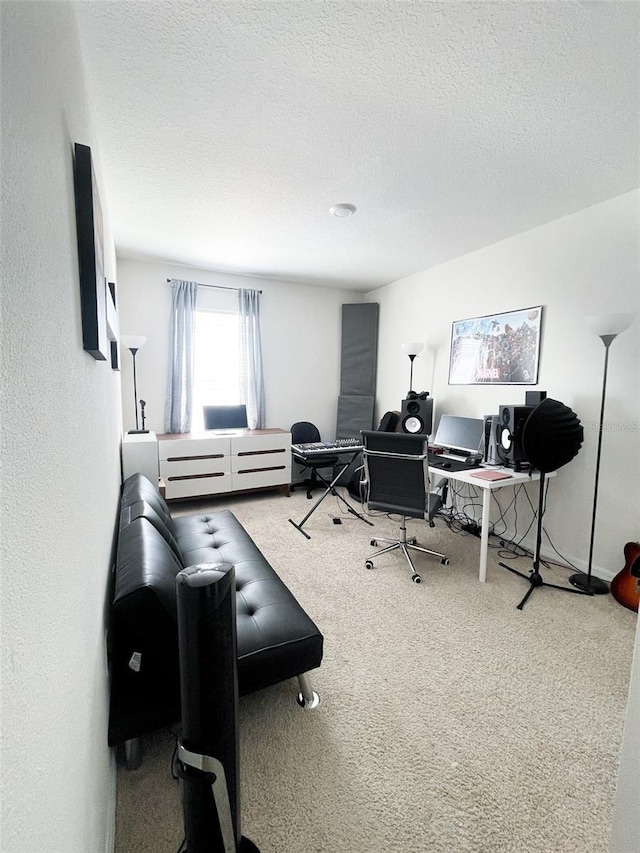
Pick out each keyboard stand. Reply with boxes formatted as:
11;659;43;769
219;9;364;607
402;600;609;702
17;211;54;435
288;451;373;539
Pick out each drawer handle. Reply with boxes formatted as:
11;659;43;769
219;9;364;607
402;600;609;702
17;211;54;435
166;454;225;462
237;465;286;475
167;472;226;481
237;448;285;457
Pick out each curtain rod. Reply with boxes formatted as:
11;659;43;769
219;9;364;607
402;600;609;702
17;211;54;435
166;278;262;294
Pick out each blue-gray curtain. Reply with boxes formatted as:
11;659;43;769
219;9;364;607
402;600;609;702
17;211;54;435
164;279;198;433
238;288;265;429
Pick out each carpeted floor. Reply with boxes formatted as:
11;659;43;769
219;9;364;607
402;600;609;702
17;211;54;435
114;487;636;853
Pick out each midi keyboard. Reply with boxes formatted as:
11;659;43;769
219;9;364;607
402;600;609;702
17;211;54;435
292;438;363;456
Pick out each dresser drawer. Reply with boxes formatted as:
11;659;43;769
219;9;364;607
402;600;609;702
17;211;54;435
232;432;291;455
160;455;232;499
231;466;291;492
158;436;230;461
230;447;289;473
163;471;232;500
160;457;231;479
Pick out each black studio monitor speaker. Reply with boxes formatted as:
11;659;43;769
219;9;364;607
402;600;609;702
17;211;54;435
495;405;534;470
401;395;433;435
525;390;547;407
483;414;501;465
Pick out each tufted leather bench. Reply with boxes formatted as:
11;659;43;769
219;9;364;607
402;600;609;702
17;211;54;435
108;473;323;750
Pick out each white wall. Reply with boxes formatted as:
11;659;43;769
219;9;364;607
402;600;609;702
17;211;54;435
1;4;121;852
366;191;640;578
116;259;363;439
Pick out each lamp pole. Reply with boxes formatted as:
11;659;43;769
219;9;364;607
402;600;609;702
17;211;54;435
408;354;417;393
569;335;615;595
401;342;424;395
130;346;141;431
121;335;148;434
568;312;635;595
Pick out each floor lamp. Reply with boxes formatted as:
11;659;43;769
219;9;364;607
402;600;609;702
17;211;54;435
401;342;424;395
569;312;636;595
121;335;148;434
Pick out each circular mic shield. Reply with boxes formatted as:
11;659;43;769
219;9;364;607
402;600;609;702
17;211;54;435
521;398;583;473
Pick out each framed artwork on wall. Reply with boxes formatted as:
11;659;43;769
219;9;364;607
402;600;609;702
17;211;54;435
72;142;108;360
448;306;543;385
107;281;120;370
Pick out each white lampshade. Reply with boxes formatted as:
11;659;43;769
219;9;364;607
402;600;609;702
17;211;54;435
401;342;424;357
585;313;636;337
121;335;147;351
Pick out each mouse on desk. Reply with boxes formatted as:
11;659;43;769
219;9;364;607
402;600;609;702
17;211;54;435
441;462;452;469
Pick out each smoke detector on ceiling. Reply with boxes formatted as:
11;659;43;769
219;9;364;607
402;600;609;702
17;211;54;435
329;203;356;218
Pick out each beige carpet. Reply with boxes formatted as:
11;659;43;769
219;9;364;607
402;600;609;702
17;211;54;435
114;488;637;853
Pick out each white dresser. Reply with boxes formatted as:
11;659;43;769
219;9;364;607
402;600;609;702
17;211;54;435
156;429;291;500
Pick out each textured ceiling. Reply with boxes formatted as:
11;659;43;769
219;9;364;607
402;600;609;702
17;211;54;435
75;1;639;290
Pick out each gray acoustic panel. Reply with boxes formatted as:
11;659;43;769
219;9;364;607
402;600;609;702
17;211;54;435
340;303;379;397
336;395;375;438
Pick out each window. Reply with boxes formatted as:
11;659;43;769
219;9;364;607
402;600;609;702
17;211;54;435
192;309;241;431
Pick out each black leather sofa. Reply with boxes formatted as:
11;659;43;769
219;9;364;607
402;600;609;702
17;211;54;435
108;473;323;751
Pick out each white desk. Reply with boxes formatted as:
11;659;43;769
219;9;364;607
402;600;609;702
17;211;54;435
428;465;555;583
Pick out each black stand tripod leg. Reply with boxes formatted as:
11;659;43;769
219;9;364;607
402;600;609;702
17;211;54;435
516;584;537;611
289;452;372;536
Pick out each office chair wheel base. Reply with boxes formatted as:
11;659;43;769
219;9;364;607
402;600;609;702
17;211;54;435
441;558;450;565
412;573;422;584
370;539;377;546
365;560;374;570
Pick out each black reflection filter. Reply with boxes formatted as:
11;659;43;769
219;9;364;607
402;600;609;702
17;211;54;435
521;398;584;473
498;399;589;610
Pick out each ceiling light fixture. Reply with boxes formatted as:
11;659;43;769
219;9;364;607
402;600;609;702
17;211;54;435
329;203;356;218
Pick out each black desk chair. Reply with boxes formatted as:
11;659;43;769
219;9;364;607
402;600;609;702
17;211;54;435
291;421;339;499
361;430;450;584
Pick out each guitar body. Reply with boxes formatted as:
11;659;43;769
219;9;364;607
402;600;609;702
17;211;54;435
610;542;640;613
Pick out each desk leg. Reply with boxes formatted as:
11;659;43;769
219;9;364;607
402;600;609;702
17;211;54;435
479;489;491;583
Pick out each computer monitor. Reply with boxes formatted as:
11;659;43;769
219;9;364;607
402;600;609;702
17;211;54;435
432;414;484;457
203;404;248;430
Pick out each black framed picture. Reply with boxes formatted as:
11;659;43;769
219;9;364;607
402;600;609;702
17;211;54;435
107;281;120;370
72;142;108;360
448;306;543;385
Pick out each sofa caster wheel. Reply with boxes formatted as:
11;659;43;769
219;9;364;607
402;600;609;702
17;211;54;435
412;573;422;584
441;558;450;565
297;690;320;709
370;539;377;546
365;560;374;570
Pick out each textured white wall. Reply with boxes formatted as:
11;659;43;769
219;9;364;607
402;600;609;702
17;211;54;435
367;191;640;579
1;4;121;852
117;259;363;440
